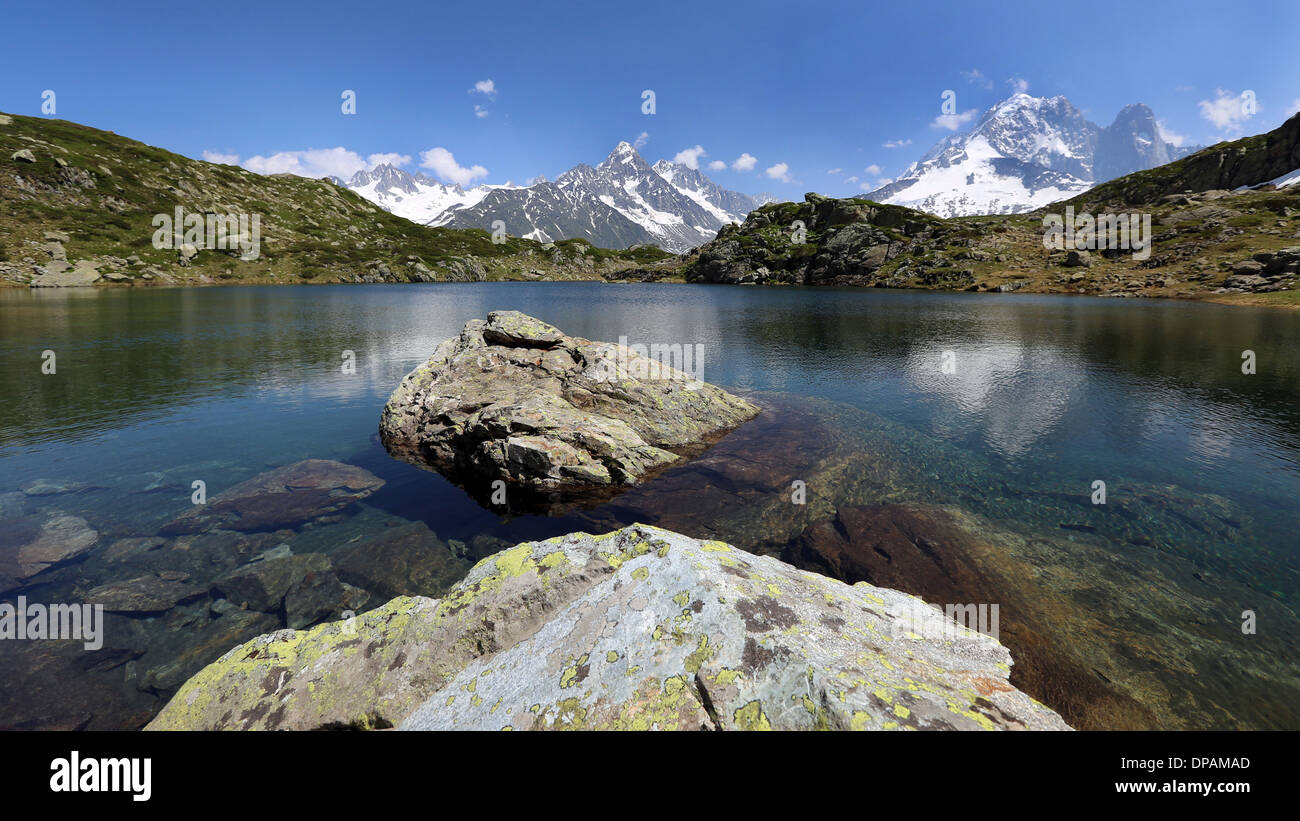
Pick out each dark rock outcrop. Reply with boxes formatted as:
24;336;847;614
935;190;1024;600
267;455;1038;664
684;194;941;287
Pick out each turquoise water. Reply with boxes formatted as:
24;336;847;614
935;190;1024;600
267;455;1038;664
1;283;1298;728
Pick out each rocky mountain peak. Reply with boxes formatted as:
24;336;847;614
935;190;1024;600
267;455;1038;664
1095;102;1181;181
867;93;1200;217
348;163;420;195
598;141;653;172
345;141;764;252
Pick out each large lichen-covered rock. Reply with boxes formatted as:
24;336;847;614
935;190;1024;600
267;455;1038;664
379;311;760;513
147;524;1069;731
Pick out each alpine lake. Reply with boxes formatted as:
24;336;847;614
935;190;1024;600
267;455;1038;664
1;282;1297;730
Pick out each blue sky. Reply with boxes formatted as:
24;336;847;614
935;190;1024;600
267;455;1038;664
2;0;1297;197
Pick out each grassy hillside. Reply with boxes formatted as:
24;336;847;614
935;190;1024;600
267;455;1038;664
0;111;671;287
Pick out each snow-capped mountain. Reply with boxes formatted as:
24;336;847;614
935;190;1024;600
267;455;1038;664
650;158;763;227
443;179;660;249
345;143;765;252
864;94;1198;217
346;164;517;224
540;142;741;252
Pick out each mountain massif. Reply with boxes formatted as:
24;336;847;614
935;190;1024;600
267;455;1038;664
345;142;769;252
864;94;1198;217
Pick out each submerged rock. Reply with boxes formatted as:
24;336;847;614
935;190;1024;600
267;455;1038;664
379;311;759;514
285;570;369;630
334;521;470;601
0;492;26;520
159;459;384;535
20;478;97;496
134;608;282;695
147;524;1068;731
211;553;331;614
86;572;204;613
783;502;1300;730
0;513;99;583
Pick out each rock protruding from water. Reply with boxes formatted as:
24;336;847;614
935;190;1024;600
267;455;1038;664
146;524;1069;731
379;311;759;513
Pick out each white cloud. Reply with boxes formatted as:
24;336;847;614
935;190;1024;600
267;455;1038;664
1007;77;1030;94
242;147;370;179
1286;99;1300;117
865;164;882;175
474;104;489;118
234;148;413;180
765;162;791;183
1155;120;1186;148
962;69;993;89
470;79;497;99
882;138;912;149
931;110;976;130
202;150;240;165
732;152;757;171
673;145;707;169
634;131;648;149
366;152;411;168
1199;88;1257;131
844;175;859;183
419;147;488;186
826;167;842;175
707;160;727;171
